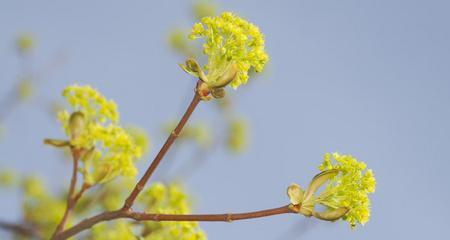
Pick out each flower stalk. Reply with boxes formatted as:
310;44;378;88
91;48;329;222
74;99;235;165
122;83;202;210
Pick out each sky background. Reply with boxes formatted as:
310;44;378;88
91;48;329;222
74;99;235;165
1;0;450;239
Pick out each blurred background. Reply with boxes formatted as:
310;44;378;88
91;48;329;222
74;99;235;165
1;0;449;239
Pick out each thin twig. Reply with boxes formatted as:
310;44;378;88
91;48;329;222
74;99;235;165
57;205;296;240
122;89;202;210
51;148;81;238
72;183;91;204
0;220;40;239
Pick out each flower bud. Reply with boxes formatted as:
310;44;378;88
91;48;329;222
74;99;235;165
179;58;208;82
287;183;304;206
196;81;211;100
210;88;225;98
69;111;85;140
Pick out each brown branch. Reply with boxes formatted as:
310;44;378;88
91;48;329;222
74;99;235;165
56;205;296;240
72;182;91;204
51;148;82;238
129;205;295;222
122;90;202;210
0;220;40;239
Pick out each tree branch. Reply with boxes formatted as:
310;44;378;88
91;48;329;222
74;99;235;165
122;89;202;210
0;220;40;239
56;205;296;239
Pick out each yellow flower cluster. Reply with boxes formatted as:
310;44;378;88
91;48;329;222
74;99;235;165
192;0;217;21
140;182;207;240
317;153;376;228
58;85;143;184
189;12;268;89
86;181;206;239
89;220;135;240
17;79;34;102
227;118;248;153
16;33;34;53
21;176;67;238
126;126;151;156
168;29;194;57
0;169;15;187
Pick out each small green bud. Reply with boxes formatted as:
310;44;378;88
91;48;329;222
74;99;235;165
186;58;201;72
210;88;225;98
69;111;85;140
180;58;208;82
287;183;304;205
196;81;212;100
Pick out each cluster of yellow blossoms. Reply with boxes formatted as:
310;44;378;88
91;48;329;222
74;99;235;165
0;173;204;239
227;119;247;153
87;181;206;240
16;33;34;54
192;0;217;21
21;176;66;237
318;153;376;227
288;153;376;228
185;12;268;89
140;183;206;240
56;85;143;184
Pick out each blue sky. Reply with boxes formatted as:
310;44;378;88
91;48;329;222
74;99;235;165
1;1;449;239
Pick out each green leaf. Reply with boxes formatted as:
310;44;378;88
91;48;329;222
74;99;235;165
313;207;349;221
43;138;70;148
287;183;304;205
304;169;338;203
178;63;199;78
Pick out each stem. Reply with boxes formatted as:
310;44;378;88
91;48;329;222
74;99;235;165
51;148;81;239
122;91;202;210
72;183;91;204
0;220;40;239
129;205;295;222
57;205;295;240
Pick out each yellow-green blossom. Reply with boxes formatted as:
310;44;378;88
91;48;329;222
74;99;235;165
17;79;34;102
187;12;268;89
317;153;376;228
192;0;217;20
0;169;15;187
168;29;196;57
16;33;34;54
21;176;66;238
227;118;248;153
126;126;151;156
287;153;376;228
139;182;206;240
89;220;136;240
57;85;142;184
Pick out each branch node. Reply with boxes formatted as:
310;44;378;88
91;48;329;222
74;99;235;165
171;130;179;137
226;214;233;222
